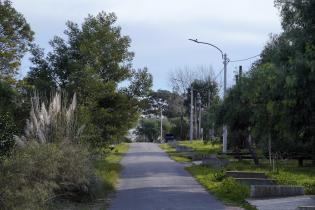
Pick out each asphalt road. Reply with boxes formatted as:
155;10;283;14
109;143;226;210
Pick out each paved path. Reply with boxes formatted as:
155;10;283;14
109;143;226;210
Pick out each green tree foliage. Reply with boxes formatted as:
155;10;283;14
0;113;16;159
0;80;16;113
25;45;56;95
185;79;219;111
141;89;189;139
25;12;152;146
145;90;183;118
0;0;33;136
0;0;33;78
0;79;30;133
135;118;171;142
217;0;315;159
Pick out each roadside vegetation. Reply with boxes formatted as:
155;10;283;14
160;2;315;208
186;165;255;210
227;160;315;194
95;144;129;198
0;1;149;209
1;0;315;209
187;159;315;210
177;140;221;155
160;140;315;210
159;144;190;163
51;143;129;210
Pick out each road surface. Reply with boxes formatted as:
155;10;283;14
109;143;226;210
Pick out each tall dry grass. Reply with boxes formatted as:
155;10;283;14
14;92;84;146
0;92;94;210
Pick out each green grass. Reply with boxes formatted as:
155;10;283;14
187;159;315;210
177;140;221;155
186;165;255;210
159;144;191;163
226;159;315;194
95;143;129;196
163;140;315;209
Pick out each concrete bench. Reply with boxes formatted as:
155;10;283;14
236;178;277;186
226;171;267;179
201;155;229;168
167;141;177;148
176;145;193;152
250;185;305;198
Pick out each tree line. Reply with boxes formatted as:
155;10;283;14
215;0;315;164
0;1;152;208
136;1;315;166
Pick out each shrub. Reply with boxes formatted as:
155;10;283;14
0;92;94;209
0;142;93;210
0;143;59;210
215;178;249;203
0;112;16;159
55;142;93;202
213;170;226;181
304;181;315;194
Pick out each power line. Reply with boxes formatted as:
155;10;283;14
229;54;260;63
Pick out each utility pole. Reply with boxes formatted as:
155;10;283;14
160;108;163;143
222;53;228;153
188;38;229;153
189;86;194;142
194;97;197;139
158;99;166;143
197;93;202;139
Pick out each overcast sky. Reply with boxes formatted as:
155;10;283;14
12;0;282;90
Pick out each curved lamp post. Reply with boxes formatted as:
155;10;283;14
188;38;229;153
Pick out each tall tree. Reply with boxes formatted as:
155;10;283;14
26;12;152;146
0;0;33;78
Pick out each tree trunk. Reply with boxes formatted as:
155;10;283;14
235;146;242;161
247;134;259;165
180;110;183;140
298;157;304;167
268;133;272;166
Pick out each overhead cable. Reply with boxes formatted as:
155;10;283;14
229;54;260;63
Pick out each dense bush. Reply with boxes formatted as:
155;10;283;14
215;178;249;203
0;142;93;210
0;112;16;159
0;92;95;209
54;142;93;201
0;143;59;210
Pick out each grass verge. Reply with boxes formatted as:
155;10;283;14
160;141;254;209
226;159;315;194
94;143;129;197
159;143;191;163
177;140;221;155
186;165;256;210
161;141;315;209
187;159;315;210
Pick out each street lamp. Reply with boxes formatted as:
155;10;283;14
188;38;229;153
